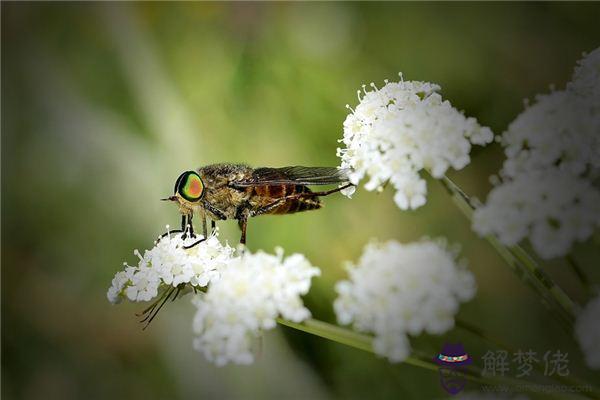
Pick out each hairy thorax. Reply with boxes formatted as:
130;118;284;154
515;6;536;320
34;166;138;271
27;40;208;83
198;164;253;220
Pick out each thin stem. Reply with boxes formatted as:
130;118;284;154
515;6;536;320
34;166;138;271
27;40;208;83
277;318;438;373
436;174;578;331
456;318;516;353
511;245;579;318
277;318;534;388
276;318;374;355
277;318;598;399
457;318;600;397
566;255;592;299
413;348;527;388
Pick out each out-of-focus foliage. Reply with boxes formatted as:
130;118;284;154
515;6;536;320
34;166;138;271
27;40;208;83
2;3;599;399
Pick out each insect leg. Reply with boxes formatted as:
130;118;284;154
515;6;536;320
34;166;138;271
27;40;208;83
182;215;208;249
211;220;216;234
187;214;196;238
182;237;207;250
235;206;251;245
158;214;187;241
249;184;354;217
250;198;286;217
299;183;355;197
201;212;208;238
239;217;248;245
202;201;227;220
158;229;184;240
181;214;190;240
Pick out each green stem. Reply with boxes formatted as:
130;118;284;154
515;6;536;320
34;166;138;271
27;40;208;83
566;255;592;299
457;318;600;398
436;174;578;331
277;318;373;354
277;318;597;399
456;318;516;353
278;318;535;388
511;245;579;317
277;318;442;374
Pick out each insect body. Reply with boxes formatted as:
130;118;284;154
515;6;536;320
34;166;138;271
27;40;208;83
139;164;351;328
164;164;352;245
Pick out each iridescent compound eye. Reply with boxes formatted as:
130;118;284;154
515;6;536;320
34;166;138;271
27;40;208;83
175;171;204;202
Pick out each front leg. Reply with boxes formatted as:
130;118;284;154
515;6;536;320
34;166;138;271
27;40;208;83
182;213;208;249
183;216;219;250
159;214;187;240
182;203;227;250
202;201;227;221
184;213;195;239
200;210;207;238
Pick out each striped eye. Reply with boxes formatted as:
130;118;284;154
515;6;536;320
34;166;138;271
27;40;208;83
175;171;204;202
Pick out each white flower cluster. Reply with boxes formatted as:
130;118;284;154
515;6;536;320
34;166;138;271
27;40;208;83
575;294;600;370
568;47;600;102
501;89;599;180
334;239;476;363
192;248;320;366
473;169;600;259
107;229;234;304
337;76;494;210
473;48;600;259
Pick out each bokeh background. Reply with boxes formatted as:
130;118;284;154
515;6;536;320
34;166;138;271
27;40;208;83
2;3;600;399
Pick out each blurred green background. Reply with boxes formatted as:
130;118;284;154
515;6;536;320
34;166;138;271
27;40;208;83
2;3;599;400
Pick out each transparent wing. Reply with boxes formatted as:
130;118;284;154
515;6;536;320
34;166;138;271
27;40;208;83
231;166;350;187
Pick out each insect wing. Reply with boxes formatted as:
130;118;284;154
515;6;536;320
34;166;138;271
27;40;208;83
231;166;350;187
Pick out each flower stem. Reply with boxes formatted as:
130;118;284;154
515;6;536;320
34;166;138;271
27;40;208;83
276;318;551;390
566;255;593;299
436;174;578;332
457;318;600;397
456;318;516;353
276;318;436;373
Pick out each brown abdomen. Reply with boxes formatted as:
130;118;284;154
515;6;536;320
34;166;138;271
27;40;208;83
272;197;321;214
255;184;322;215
